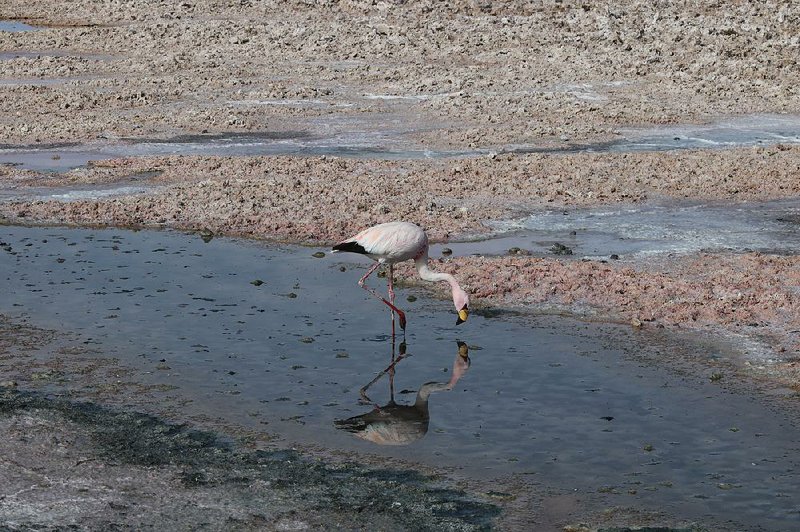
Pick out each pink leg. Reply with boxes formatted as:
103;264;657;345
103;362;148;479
358;262;407;330
388;264;396;336
388;264;396;304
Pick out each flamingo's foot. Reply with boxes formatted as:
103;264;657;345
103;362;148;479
397;310;407;330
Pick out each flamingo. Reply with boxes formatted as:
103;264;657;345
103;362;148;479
331;221;469;330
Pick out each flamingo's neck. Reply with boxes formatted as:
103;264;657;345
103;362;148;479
414;253;459;292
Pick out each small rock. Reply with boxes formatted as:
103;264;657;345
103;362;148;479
507;247;530;256
156;363;171;370
1;380;18;387
643;443;654;452
198;228;214;243
610;254;620;260
335;352;349;358
549;242;573;255
287;292;297;298
312;251;325;258
631;318;642;328
407;295;417;302
339;266;346;272
710;372;724;382
250;279;264;286
441;247;453;256
300;337;314;343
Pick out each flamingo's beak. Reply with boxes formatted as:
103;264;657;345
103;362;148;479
456;307;469;325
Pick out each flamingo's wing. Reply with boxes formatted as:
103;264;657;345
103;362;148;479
335;222;427;263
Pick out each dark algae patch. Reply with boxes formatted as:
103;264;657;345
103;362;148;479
0;388;499;530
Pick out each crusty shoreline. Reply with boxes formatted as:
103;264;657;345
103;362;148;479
2;145;800;242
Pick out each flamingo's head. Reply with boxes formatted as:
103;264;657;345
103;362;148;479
454;288;470;325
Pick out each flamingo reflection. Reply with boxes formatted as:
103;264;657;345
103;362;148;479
334;340;471;446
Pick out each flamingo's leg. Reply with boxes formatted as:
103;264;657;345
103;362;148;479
388;264;396;304
358;262;407;330
388;264;396;336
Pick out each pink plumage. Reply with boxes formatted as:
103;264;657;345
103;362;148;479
333;221;470;331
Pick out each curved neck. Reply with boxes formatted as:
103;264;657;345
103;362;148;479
414;254;459;291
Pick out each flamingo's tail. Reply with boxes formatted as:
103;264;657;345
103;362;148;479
332;241;367;254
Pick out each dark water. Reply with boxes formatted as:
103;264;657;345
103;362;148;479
1;225;799;530
1;114;799;172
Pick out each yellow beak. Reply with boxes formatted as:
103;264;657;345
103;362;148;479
456;308;469;325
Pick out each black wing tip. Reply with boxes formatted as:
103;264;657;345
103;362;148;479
332;241;368;254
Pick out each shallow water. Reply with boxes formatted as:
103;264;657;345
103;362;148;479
479;198;800;259
1;225;799;530
0;21;38;32
0;131;474;172
506;114;800;155
1;114;799;172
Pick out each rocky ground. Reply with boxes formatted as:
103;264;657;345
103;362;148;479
2;1;800;529
1;1;798;146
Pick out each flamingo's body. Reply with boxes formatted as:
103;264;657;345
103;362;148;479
332;221;469;330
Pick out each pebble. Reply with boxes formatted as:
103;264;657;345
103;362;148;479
549;242;573;255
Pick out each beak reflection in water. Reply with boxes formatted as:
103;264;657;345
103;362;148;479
334;340;471;446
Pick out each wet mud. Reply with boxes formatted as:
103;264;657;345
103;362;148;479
0;388;498;531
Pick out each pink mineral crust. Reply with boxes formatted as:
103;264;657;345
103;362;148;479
397;253;800;385
3;146;800;244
